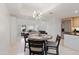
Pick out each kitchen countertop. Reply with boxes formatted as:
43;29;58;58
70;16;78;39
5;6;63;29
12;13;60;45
64;32;79;36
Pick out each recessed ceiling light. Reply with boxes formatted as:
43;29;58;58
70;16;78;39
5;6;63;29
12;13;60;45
74;10;78;13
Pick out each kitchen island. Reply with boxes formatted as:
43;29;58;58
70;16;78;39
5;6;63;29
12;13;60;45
64;33;79;50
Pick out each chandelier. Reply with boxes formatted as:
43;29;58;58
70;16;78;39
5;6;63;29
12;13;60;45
33;10;41;20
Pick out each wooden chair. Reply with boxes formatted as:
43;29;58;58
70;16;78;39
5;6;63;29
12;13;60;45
28;39;45;55
47;35;59;44
47;35;61;55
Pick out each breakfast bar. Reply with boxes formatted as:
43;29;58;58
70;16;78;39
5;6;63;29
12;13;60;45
64;33;79;50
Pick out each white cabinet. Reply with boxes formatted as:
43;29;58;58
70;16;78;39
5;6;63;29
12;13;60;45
64;34;79;50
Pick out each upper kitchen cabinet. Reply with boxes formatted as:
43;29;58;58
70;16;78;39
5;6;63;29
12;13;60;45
72;17;79;27
62;16;79;33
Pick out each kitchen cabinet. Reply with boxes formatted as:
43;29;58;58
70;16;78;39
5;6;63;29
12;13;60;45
64;34;79;50
72;17;79;27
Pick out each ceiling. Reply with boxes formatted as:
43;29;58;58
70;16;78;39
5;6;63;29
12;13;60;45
6;3;79;18
6;3;60;17
51;3;79;18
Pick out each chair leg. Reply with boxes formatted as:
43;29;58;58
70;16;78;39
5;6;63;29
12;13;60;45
29;51;31;55
24;42;26;52
24;37;27;52
46;46;48;51
56;48;59;55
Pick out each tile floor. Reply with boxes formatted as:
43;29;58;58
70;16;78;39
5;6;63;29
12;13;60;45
9;37;79;55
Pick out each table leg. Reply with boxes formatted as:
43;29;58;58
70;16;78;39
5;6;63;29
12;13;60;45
44;40;47;55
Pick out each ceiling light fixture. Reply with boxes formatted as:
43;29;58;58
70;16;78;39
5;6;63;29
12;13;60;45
33;10;41;19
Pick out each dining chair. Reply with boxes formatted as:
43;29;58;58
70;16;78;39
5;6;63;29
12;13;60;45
24;33;29;52
47;35;61;55
28;39;45;55
47;35;59;44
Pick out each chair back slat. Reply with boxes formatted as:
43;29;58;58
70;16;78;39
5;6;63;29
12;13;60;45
28;40;44;48
56;35;59;42
28;39;45;55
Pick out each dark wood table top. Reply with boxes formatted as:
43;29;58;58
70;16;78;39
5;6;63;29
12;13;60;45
28;34;52;40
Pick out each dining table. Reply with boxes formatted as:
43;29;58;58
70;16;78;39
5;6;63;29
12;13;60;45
28;33;52;55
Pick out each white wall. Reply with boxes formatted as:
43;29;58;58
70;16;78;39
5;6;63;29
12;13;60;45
10;16;48;38
11;14;61;41
0;4;10;54
42;15;61;40
10;17;17;45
